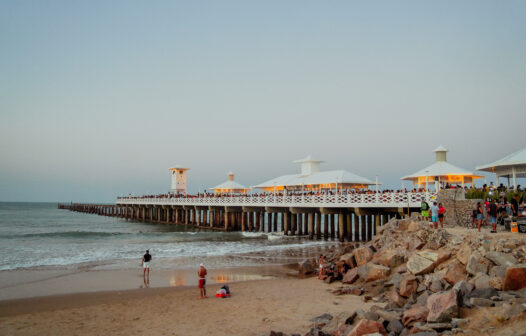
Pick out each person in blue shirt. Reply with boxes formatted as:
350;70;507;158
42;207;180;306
430;202;439;229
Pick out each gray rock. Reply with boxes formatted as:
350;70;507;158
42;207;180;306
469;297;494;307
451;318;469;328
466;251;488;275
417;291;430;307
484;251;517;267
429;279;442;293
501;292;517;301
411;332;437;336
471;273;491;289
496;302;526;320
424;322;453;331
468;287;498;300
515;288;526;298
387;319;404;334
310;313;333;324
489;265;508;278
363;311;380;321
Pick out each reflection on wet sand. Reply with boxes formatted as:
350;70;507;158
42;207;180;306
168;266;287;287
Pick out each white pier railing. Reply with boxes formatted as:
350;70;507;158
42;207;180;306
116;192;436;208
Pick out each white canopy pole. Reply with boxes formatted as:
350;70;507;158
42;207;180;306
513;167;517;190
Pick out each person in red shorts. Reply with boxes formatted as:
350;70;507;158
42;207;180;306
198;263;207;299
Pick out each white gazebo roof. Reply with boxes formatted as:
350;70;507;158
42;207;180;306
254;169;375;188
211;180;249;191
401;146;482;182
401;161;479;180
476;147;526;172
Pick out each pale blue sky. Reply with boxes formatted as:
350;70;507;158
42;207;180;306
1;1;525;202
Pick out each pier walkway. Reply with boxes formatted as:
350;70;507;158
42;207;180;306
60;192;436;242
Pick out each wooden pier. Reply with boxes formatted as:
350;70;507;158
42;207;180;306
58;192;435;242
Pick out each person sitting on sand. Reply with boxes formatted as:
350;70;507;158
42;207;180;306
198;263;207;299
142;250;152;280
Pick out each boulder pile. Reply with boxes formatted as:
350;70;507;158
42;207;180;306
272;219;526;336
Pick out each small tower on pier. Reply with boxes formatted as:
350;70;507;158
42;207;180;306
169;165;190;194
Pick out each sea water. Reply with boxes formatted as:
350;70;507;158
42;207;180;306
0;202;337;271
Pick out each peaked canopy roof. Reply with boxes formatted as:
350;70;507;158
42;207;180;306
476;147;526;172
254;169;375;189
211;180;249;191
401;146;482;183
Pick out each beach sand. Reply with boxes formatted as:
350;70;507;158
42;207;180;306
0;276;371;336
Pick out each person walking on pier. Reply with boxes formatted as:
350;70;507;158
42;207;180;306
142;250;152;281
198;263;207;299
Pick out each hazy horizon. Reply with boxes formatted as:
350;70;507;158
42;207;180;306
1;1;525;202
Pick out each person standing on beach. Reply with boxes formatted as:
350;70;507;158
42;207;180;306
198;263;207;299
318;255;325;280
421;201;429;221
142;250;152;280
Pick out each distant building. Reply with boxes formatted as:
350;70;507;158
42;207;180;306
253;155;375;193
401;146;482;189
210;172;250;194
169;165;190;194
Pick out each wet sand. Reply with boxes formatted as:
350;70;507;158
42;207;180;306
0;277;372;336
0;265;297;301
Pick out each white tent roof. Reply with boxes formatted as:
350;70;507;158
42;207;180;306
211;180;249;191
254;169;375;188
401;161;480;181
476;147;526;172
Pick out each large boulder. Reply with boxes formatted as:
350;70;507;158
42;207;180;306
471;273;491;290
468;287;497;300
484;251;517;267
466;252;489;275
372;249;406;268
503;264;526;291
399;274;419;297
353;246;374;266
407;254;435;275
342;268;359;284
456;245;472;265
443;261;468;285
339;253;356;268
402;305;429;327
386;287;406;307
426;290;459;323
347;319;387;336
358;263;390;282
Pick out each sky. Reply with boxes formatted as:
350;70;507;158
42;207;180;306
1;1;525;202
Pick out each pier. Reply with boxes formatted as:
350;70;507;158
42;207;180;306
59;191;436;242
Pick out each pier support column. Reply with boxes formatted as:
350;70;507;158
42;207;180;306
338;213;345;242
266;213;271;232
367;215;374;240
241;212;246;231
308;213;314;239
360;216;366;241
224;211;229;231
329;215;335;240
323;214;329;240
315;213;321;239
346;213;352;242
284;212;290;235
297;214;303;235
273;213;278;232
255;212;260;232
290;213;296;236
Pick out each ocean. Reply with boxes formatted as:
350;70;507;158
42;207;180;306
0;202;337;271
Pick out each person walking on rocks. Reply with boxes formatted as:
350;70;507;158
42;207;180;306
476;202;484;232
438;203;446;229
489;199;498;233
421;201;429;221
430;202;439;229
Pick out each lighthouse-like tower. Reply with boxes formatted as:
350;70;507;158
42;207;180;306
169;165;190;194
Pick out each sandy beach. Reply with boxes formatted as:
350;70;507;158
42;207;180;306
0;276;372;336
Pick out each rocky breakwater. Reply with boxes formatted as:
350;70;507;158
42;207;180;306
275;219;526;336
